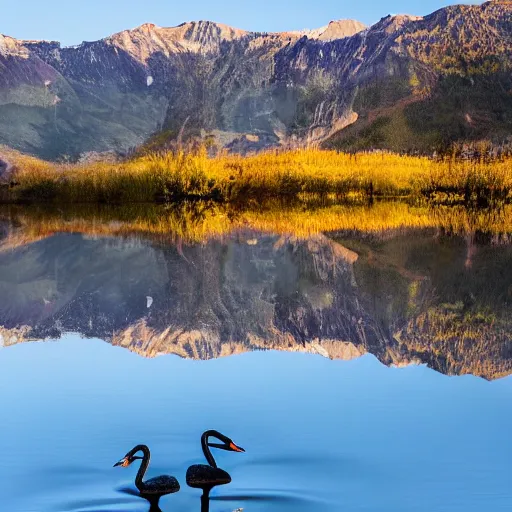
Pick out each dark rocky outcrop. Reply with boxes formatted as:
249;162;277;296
0;156;10;174
0;155;13;183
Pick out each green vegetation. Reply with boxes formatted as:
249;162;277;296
328;73;512;154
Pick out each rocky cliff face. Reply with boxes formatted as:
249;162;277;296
0;2;511;159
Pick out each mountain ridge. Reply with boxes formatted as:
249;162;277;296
0;1;510;159
1;18;367;49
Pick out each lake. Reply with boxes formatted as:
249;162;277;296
0;203;511;512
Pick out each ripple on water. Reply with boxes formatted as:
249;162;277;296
51;495;139;512
210;487;331;509
116;486;141;498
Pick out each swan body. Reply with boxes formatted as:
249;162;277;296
186;463;232;489
114;444;179;505
186;430;244;497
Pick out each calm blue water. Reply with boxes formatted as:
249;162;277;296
1;335;511;512
1;213;512;511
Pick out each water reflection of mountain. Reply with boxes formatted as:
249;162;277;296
0;227;511;380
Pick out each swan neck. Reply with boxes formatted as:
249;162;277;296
201;432;217;468
135;445;150;490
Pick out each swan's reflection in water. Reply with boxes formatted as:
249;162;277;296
117;486;164;511
201;494;209;512
116;485;318;512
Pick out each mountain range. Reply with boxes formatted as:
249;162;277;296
0;1;511;160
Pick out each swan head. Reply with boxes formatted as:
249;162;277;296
113;446;145;467
207;430;245;453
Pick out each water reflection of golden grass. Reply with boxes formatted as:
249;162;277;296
1;201;511;248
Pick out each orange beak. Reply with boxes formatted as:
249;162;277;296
229;442;245;453
113;457;130;467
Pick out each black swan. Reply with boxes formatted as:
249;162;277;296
114;444;180;508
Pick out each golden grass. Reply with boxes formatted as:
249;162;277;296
2;147;511;205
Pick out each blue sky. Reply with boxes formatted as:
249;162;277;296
5;0;482;46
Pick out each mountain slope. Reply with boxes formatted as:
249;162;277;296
0;2;511;159
326;1;512;152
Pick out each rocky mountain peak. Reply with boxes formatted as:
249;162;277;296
372;13;422;34
178;20;248;42
138;22;159;31
311;19;367;41
0;34;26;57
106;19;249;58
